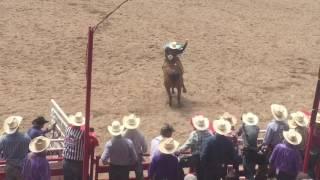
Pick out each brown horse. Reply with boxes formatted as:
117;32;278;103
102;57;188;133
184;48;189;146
163;62;183;106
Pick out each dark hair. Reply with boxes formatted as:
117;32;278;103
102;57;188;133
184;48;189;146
160;123;175;137
32;116;49;125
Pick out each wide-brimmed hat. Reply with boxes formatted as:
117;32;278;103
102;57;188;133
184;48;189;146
271;104;288;121
108;121;124;136
191;115;209;131
242;112;259;126
158;137;179;154
213;118;231;136
32;116;49;126
222;112;237;126
123;114;140;129
68;112;85;126
165;42;184;50
29;136;51;153
287;119;298;129
3;116;23;134
283;129;302;145
290;111;308;127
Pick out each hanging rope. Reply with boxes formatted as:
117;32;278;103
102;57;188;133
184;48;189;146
93;0;131;32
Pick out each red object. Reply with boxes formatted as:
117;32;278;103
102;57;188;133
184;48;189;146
82;26;94;180
303;66;320;172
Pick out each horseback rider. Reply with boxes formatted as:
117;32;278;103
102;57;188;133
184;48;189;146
162;40;188;93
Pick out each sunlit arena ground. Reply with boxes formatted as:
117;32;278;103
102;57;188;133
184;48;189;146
0;0;320;155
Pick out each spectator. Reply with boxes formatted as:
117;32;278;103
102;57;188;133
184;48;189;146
289;111;309;157
101;121;137;180
0;116;30;180
149;137;180;180
27;116;55;139
237;112;260;180
184;173;197;180
22;136;51;180
178;115;211;180
201;118;236;180
269;129;302;179
150;123;175;158
122;114;147;180
63;112;85;180
263;104;289;150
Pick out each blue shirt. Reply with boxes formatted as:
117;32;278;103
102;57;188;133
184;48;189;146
27;126;44;139
263;120;289;147
0;132;31;167
149;153;180;180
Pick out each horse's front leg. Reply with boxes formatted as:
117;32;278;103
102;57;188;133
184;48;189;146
165;85;172;106
177;86;181;106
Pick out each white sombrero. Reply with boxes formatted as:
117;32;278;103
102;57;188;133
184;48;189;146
123;114;140;129
3;116;23;134
283;129;302;145
271;104;288;121
165;42;184;50
290;111;309;127
213;118;231;136
158;137;179;154
29;136;51;153
191;115;209;131
68;112;85;126
287;119;298;129
108;121;124;136
242;112;259;126
222;112;238;126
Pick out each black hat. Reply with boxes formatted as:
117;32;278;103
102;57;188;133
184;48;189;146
32;116;49;125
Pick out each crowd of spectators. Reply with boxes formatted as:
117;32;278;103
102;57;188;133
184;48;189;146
0;103;319;180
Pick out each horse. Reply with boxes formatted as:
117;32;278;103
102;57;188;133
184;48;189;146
163;62;183;106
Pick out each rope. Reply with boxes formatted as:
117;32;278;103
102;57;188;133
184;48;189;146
93;0;131;32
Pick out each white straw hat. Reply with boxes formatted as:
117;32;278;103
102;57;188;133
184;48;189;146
158;137;179;154
108;121;124;136
165;42;183;50
283;129;302;145
242;112;259;126
123;114;140;129
271;104;288;121
290;111;308;127
3;116;23;134
68;112;85;126
213;118;231;136
287;119;298;129
222;112;238;126
191;115;209;131
29;136;51;153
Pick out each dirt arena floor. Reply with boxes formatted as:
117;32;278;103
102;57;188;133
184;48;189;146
0;0;320;153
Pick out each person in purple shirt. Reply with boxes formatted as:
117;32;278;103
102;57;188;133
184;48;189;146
27;116;55;139
22;136;51;180
149;137;181;180
269;129;302;180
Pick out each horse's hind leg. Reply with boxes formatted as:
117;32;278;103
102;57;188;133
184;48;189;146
171;88;175;94
166;86;172;106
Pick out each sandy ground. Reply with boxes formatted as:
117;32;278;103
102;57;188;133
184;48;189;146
0;0;320;154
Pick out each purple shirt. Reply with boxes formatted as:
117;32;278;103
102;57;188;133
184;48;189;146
149;153;179;180
22;152;51;180
269;143;302;176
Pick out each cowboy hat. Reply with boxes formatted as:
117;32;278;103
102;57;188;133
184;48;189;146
108;121;124;136
213;118;231;136
3;116;23;134
123;114;140;129
29;136;51;153
290;111;308;127
165;42;184;50
287;119;298;129
158;137;179;154
271;104;288;121
283;129;302;145
242;112;259;126
68;112;85;126
32;116;49;126
191;115;209;131
222;112;237;126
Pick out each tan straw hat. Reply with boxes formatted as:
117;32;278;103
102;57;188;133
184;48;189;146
108;121;124;136
123;114;140;129
3;116;23;134
283;129;302;145
287;119;298;129
191;115;209;131
29;136;51;153
242;112;259;126
213;118;231;136
68;112;85;126
158;137;179;154
222;112;238;126
290;111;308;127
271;104;288;121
